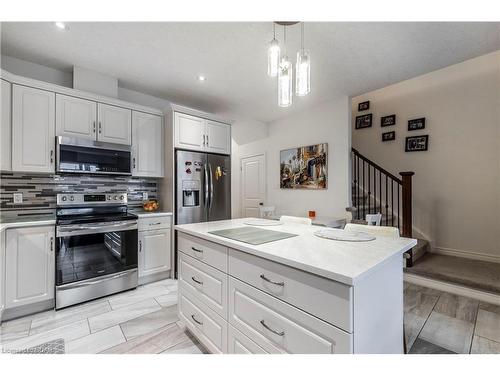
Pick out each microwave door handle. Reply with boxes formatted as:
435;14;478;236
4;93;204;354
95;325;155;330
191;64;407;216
208;163;214;210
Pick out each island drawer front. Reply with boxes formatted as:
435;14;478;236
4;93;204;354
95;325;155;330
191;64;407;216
178;232;228;272
228;277;353;354
228;325;268;354
138;216;171;231
228;249;353;332
179;252;228;319
178;286;227;354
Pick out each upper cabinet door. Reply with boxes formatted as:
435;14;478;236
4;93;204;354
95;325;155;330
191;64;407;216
56;94;97;140
12;85;55;173
5;225;55;309
1;80;12;171
97;103;132;145
206;120;231;155
174;112;206;151
132;111;163;177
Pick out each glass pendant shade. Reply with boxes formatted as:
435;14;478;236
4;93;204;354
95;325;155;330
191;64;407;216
267;38;280;77
295;50;310;96
278;57;293;107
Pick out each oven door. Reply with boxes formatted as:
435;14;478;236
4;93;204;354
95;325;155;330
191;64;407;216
56;136;132;175
56;220;138;288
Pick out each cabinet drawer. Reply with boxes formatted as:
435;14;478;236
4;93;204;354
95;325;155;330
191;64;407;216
228;325;267;354
138;215;171;231
229;249;352;332
177;232;228;272
178;286;227;353
179;252;228;319
228;277;352;354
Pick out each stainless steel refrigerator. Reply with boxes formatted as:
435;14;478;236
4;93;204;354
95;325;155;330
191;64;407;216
175;150;231;224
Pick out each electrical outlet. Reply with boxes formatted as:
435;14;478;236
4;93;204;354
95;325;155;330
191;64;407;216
142;192;148;201
13;193;23;204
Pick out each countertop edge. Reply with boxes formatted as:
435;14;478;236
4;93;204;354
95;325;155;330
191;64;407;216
175;225;417;286
0;219;56;233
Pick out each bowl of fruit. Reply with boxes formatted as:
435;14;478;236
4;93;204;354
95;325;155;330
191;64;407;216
143;200;159;212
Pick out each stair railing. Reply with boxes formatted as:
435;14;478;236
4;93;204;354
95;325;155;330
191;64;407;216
351;148;414;237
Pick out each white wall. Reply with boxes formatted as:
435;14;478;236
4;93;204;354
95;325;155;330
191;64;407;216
232;96;351;219
352;51;500;262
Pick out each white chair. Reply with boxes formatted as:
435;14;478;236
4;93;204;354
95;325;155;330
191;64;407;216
344;223;400;238
365;213;382;226
259;206;276;219
279;215;312;225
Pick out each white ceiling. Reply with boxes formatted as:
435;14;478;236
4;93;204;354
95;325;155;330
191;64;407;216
1;22;499;123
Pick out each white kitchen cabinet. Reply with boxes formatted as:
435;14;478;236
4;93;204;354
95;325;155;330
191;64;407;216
205;120;231;154
97;103;132;145
132;111;163;177
137;214;172;284
138;229;171;279
12;85;55;173
174;112;205;151
5;225;55;309
56;94;97;140
174;112;231;154
1;79;11;171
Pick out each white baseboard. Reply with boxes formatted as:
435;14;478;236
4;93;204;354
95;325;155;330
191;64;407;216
432;246;500;264
404;273;500;306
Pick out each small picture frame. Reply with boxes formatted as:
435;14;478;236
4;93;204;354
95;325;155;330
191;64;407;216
405;135;429;152
381;114;396;127
355;114;372;129
382;131;396;142
408;117;426;131
358;101;370;111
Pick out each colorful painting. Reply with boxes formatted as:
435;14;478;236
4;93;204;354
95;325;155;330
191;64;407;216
280;143;328;189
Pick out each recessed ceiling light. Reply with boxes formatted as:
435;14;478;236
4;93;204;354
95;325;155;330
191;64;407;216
54;22;67;30
198;75;206;82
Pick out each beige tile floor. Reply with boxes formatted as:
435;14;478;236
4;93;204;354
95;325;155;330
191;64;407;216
0;279;498;354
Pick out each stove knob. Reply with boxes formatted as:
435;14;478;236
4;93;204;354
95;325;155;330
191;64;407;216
62;196;67;201
114;195;118;200
120;195;124;200
70;196;75;201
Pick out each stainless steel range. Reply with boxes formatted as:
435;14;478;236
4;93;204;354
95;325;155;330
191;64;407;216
55;193;138;309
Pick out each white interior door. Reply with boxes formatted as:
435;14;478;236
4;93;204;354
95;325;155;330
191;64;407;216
240;154;266;218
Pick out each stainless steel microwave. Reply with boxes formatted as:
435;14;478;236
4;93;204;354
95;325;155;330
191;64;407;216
56;136;132;176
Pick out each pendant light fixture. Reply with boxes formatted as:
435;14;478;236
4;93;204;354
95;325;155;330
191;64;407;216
267;23;280;77
268;21;311;107
278;25;293;107
295;22;310;96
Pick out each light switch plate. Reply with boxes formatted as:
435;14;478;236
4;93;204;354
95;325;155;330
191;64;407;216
142;192;148;201
13;193;23;204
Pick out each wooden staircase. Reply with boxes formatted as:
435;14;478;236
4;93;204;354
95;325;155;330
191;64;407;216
350;148;427;266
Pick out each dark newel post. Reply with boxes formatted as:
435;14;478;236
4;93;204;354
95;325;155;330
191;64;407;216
400;172;414;238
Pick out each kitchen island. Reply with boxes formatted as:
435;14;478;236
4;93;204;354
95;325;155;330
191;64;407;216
175;218;417;354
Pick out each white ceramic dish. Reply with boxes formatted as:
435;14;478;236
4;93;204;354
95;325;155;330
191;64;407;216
314;228;376;242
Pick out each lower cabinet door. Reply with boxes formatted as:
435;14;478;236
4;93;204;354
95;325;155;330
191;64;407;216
5;226;55;309
178;286;228;353
228;277;353;354
228;325;267;354
138;229;171;279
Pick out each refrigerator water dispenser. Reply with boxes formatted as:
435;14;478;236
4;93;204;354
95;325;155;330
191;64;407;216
182;180;200;207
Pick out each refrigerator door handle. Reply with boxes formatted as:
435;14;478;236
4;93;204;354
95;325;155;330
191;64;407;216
208;163;214;210
204;163;209;209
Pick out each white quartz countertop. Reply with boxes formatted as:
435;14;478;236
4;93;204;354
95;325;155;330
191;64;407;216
175;218;417;286
0;216;56;233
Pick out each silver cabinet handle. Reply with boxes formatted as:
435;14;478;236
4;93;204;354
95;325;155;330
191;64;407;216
139;240;142;252
50;150;54;164
191;314;203;325
191;276;203;285
260;274;285;286
98;122;102;134
202;134;206;147
132;157;136;169
260;319;285;336
206;134;209;147
149;222;162;226
50;237;54;252
191;246;203;253
93;121;96;133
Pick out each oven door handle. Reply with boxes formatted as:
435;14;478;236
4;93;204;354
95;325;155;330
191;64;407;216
57;221;138;237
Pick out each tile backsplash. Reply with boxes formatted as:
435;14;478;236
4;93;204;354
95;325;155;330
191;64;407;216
0;172;158;212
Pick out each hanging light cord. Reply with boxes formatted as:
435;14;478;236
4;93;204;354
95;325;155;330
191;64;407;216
283;25;287;56
301;22;304;52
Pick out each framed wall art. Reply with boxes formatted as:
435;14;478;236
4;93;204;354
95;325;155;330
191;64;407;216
381;114;396;127
280;143;328;189
382;131;396;142
355;114;373;129
408;117;426;131
405;135;429;152
358;101;370;111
